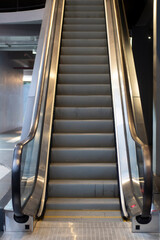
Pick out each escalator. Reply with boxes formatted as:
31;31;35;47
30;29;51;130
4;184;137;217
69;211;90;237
12;0;152;228
46;0;119;214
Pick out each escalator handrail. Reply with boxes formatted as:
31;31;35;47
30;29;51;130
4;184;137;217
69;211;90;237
113;0;152;217
12;0;57;216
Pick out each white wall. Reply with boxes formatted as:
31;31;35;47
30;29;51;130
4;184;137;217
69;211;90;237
0;52;23;133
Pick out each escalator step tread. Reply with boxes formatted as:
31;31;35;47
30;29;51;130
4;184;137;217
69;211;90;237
53;119;114;133
64;18;105;24
48;179;118;198
46;197;120;210
54;107;113;120
50;147;116;163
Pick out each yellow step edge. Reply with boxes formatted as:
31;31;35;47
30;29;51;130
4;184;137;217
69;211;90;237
44;216;121;219
46;209;120;212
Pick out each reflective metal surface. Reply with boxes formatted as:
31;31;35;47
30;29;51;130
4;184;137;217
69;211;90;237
153;0;160;177
12;0;59;216
25;0;65;217
12;0;152;220
105;0;152;217
132;211;159;233
2;215;160;238
104;0;140;218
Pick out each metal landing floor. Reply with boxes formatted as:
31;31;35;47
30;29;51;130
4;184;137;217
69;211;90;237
1;210;160;240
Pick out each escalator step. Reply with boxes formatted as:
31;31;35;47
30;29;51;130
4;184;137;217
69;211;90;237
65;6;104;11
60;55;108;64
62;31;106;39
58;73;110;84
62;39;107;47
64;11;105;18
57;84;111;95
66;0;104;6
53;120;114;133
50;147;116;163
49;163;117;180
48;180;118;198
63;24;106;31
55;107;113;120
63;18;105;24
61;46;107;55
46;198;120;210
56;95;112;107
59;64;109;74
52;133;115;147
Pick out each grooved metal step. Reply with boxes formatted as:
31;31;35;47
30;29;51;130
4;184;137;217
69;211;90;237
49;163;117;180
55;107;113;120
54;120;113;133
61;39;107;47
61;46;107;55
52;133;115;147
46;198;120;210
62;31;106;39
60;55;108;64
56;95;112;107
48;180;118;197
65;6;104;11
57;84;111;95
59;64;109;74
66;0;104;6
62;39;107;49
65;11;105;18
50;147;116;163
63;24;105;31
58;74;110;84
63;18;105;24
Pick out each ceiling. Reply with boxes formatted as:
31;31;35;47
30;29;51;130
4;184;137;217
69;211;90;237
0;23;41;69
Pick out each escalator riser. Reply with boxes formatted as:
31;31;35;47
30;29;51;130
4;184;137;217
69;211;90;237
66;0;104;6
61;39;107;47
65;6;104;12
46;198;120;210
58;73;110;84
49;163;117;179
64;11;105;18
61;46;107;54
54;107;113;120
56;95;112;107
63;18;105;24
48;180;118;198
54;120;114;133
63;24;106;31
50;148;116;163
59;64;109;74
60;55;109;64
52;133;115;148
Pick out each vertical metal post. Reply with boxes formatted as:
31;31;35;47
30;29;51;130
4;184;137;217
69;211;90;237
153;0;160;176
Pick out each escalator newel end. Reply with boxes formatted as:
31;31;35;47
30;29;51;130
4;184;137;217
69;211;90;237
136;215;152;224
14;214;29;224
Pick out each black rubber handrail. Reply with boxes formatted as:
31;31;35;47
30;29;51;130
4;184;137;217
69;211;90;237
115;0;152;218
12;0;57;218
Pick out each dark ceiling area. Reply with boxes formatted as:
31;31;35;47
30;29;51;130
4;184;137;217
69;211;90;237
0;0;152;30
8;51;36;69
0;0;46;12
122;0;152;28
123;0;146;27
